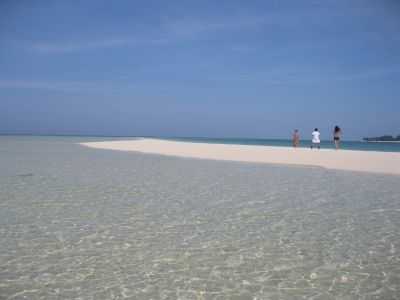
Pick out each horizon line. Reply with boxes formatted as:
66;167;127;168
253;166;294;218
0;133;366;142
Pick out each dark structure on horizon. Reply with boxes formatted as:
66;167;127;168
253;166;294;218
363;135;400;142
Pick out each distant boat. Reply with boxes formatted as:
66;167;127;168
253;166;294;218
363;135;400;142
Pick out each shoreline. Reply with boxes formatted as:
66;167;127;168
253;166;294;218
80;138;400;175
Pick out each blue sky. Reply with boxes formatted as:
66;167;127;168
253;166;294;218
0;0;399;139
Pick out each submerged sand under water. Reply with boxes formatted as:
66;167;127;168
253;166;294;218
0;137;399;299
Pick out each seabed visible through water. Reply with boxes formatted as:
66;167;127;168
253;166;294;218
0;137;399;299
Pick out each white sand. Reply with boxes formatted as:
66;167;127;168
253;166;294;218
80;139;400;175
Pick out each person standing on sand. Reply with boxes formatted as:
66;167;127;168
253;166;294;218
311;128;321;149
333;126;342;150
292;129;300;148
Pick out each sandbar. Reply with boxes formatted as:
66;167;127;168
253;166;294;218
80;138;400;175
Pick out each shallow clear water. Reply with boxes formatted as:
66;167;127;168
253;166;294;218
1;136;399;299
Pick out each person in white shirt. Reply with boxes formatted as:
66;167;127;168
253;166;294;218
311;128;321;149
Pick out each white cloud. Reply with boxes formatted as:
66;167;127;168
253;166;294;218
162;15;267;38
30;15;269;53
31;36;168;53
2;63;398;94
0;79;134;93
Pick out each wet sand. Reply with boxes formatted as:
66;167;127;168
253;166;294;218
81;138;400;175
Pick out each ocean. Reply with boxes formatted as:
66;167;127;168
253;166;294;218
166;137;400;152
2;135;400;152
0;136;399;299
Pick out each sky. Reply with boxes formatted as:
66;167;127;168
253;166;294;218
0;0;399;140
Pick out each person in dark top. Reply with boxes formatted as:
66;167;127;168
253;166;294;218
292;129;300;148
333;126;342;150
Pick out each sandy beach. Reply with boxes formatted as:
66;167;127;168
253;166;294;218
81;138;400;175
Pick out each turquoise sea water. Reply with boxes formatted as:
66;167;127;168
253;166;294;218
2;135;400;152
166;137;400;152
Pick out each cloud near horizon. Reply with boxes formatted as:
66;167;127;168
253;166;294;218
29;14;281;53
1;64;399;94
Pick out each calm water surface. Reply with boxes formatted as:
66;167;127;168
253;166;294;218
166;137;400;152
1;136;399;299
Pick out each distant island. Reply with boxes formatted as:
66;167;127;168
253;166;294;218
363;135;400;142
